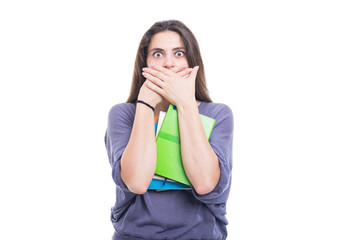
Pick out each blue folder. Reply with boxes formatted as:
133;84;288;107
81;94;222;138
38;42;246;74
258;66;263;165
148;179;191;190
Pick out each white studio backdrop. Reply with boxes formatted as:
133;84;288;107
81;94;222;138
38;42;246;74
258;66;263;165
0;0;359;239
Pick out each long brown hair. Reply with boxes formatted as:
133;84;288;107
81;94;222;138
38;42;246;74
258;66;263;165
126;20;212;103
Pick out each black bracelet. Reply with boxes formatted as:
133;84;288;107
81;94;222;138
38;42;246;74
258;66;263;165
135;100;155;112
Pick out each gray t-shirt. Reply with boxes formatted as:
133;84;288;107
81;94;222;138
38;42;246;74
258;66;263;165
105;101;234;240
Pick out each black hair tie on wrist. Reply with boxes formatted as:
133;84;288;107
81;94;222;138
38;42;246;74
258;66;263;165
135;100;155;112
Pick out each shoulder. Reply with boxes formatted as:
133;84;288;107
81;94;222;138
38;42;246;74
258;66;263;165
199;102;233;121
199;102;234;134
108;103;136;122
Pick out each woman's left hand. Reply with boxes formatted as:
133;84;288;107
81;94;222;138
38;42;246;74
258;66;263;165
142;65;199;108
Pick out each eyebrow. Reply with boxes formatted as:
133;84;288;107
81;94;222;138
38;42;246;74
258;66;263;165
149;47;186;52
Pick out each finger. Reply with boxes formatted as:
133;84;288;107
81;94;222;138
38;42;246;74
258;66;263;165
142;71;165;88
143;67;168;82
144;80;165;96
148;64;174;77
188;66;199;80
178;68;193;78
171;65;187;73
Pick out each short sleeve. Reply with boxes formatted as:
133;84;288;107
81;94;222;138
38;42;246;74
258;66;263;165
104;103;136;194
192;104;234;205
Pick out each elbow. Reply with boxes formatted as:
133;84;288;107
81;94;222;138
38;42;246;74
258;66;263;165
129;186;148;195
193;182;216;195
126;182;148;195
121;171;149;194
192;168;220;195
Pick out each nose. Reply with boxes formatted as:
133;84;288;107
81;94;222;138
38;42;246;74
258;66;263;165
163;55;175;69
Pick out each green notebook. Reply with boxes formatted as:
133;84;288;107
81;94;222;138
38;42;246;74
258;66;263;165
155;105;216;186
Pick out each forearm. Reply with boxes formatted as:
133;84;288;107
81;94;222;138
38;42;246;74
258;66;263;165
177;102;220;195
121;104;156;194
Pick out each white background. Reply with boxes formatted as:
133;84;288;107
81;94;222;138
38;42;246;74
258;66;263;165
0;0;359;239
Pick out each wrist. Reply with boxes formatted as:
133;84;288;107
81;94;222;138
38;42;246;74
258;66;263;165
176;99;198;113
136;100;155;112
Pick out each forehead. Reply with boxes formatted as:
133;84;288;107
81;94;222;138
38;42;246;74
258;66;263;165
148;31;184;50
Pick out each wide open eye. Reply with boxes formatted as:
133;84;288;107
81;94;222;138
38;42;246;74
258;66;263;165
175;51;185;57
153;52;163;58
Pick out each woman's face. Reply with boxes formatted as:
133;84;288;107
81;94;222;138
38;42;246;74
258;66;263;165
146;31;189;69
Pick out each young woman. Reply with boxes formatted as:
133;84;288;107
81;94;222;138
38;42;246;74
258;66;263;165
105;20;234;240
